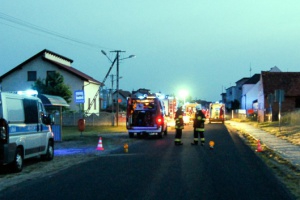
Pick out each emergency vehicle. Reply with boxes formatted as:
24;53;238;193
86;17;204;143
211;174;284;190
161;95;176;127
208;102;225;123
0;90;54;172
184;103;201;124
126;94;168;138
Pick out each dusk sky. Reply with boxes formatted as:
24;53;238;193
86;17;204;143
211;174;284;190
1;1;300;102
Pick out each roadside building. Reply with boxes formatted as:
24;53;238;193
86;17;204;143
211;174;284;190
0;49;102;115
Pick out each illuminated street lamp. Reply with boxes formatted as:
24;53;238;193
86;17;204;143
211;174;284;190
179;90;188;105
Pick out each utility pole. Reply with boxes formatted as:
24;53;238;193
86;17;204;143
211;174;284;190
110;50;125;126
110;74;114;126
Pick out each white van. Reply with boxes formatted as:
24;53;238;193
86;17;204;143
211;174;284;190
0;91;54;172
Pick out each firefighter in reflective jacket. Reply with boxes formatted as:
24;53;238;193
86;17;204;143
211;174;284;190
191;105;206;146
174;104;184;145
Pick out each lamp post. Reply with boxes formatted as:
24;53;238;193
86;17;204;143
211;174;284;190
110;75;122;112
102;50;135;126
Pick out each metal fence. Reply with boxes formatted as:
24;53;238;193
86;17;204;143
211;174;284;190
53;112;126;126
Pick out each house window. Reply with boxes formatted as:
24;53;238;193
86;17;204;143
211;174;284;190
28;71;37;81
88;98;96;110
47;71;56;78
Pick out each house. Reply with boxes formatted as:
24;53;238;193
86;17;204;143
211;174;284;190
0;49;102;114
241;74;260;112
257;71;300;122
112;89;131;108
225;78;249;110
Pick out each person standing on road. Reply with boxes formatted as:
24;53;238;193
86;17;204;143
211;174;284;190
191;105;206;146
174;104;184;145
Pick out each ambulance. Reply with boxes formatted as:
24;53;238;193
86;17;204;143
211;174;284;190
0;90;54;172
208;102;225;123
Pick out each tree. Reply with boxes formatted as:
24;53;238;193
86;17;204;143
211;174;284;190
32;72;72;104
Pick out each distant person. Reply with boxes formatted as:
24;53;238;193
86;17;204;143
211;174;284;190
174;104;184;145
191;105;206;146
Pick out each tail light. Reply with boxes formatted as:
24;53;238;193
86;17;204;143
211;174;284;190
156;116;164;125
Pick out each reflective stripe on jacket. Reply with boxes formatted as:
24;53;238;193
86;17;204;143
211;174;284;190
194;111;205;131
175;110;184;129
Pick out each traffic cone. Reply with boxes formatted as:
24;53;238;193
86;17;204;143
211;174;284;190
209;141;215;149
96;137;104;151
124;143;128;153
256;140;263;152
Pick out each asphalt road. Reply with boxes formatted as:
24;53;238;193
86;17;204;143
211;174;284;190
1;124;295;200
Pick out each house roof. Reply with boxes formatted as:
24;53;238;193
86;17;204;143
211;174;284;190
262;71;300;96
113;90;131;98
244;74;260;85
235;77;249;85
0;49;102;85
132;88;151;95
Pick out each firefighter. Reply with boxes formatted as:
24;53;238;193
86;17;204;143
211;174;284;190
191;105;206;146
174;104;184;145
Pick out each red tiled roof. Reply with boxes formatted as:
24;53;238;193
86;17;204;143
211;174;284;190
262;71;300;96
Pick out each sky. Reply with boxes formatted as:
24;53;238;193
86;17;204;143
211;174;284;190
1;1;300;102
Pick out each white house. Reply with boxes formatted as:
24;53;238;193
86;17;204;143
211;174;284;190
0;49;102;114
241;74;260;112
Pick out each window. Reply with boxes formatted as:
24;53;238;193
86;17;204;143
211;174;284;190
28;71;37;81
23;99;38;123
47;71;55;78
88;98;96;110
7;98;24;122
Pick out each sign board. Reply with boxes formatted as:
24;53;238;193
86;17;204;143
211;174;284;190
74;90;85;104
275;89;285;102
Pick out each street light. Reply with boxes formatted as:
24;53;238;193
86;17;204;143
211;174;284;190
101;50;135;126
179;89;188;105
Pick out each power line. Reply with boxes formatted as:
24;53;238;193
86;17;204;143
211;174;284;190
0;12;111;50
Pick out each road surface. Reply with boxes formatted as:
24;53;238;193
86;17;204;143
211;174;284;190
0;123;294;200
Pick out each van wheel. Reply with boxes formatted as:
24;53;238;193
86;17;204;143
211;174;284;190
42;141;54;161
11;148;23;173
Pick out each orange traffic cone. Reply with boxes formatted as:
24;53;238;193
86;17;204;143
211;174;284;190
256;140;263;152
96;137;104;151
124;143;128;153
209;141;215;149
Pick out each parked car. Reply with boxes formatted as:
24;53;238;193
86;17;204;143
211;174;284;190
0;90;54;172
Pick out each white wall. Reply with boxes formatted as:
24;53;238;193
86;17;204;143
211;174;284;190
241;83;259;110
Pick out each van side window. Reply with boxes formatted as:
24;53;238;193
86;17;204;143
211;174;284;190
23;99;38;123
7;98;25;122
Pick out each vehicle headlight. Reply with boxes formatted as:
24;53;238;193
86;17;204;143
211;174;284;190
0;127;6;140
